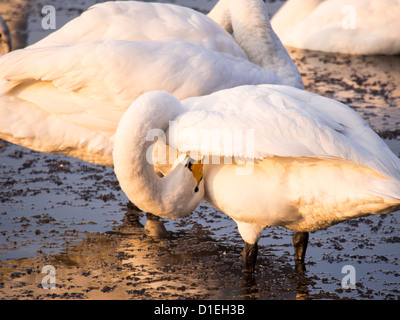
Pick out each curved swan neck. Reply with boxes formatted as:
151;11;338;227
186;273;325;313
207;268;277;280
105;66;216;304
113;91;202;219
208;0;303;88
207;0;234;33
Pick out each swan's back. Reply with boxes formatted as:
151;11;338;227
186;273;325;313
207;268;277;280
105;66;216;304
168;84;400;231
175;85;400;182
271;0;400;54
30;1;247;59
0;40;279;165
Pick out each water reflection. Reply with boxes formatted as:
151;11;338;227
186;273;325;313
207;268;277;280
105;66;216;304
0;203;313;299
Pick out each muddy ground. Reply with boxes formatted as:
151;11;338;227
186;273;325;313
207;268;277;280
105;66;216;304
0;0;400;300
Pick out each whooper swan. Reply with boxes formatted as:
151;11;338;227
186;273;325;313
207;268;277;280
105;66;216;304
271;0;400;55
113;85;400;272
0;0;302;165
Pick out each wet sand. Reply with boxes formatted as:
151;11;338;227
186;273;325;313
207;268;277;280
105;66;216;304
1;0;400;300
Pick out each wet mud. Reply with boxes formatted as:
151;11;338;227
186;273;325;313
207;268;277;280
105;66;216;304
1;0;400;300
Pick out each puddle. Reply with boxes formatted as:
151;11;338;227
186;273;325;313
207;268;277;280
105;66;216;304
0;0;400;300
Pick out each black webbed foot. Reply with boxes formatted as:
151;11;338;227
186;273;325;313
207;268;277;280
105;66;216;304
242;242;258;273
292;232;309;273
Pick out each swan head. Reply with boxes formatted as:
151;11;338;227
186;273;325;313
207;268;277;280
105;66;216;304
159;153;204;218
0;15;11;55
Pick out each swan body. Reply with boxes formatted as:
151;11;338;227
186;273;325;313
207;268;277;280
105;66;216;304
0;14;11;55
0;40;283;165
113;85;400;270
271;0;400;55
29;1;246;59
27;0;302;87
0;0;302;165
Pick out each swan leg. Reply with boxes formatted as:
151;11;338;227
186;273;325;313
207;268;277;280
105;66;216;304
123;202;142;227
242;242;258;273
145;212;168;238
292;232;309;272
127;201;142;211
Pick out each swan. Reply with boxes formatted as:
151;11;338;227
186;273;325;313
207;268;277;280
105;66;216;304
0;0;302;165
271;0;400;55
113;84;400;273
0;14;11;55
28;1;245;57
27;0;301;87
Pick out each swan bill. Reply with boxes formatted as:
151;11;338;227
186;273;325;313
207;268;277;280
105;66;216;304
184;156;203;192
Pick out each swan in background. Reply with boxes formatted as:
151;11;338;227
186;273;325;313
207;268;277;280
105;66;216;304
207;0;301;88
29;1;245;58
28;0;301;87
0;0;302;166
271;0;400;55
113;85;400;272
0;14;11;55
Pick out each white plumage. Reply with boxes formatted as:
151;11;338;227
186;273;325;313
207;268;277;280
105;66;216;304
0;0;302;165
29;1;246;57
271;0;400;55
113;85;400;270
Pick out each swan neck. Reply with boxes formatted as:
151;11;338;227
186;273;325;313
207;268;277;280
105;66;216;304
207;0;233;33
114;111;164;216
113;92;199;219
209;0;303;88
209;0;276;65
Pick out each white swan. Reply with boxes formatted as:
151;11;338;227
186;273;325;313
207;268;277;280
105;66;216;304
29;1;245;57
113;85;400;272
27;0;301;87
0;0;302;165
0;14;11;55
271;0;400;55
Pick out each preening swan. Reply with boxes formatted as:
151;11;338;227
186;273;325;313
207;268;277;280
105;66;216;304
271;0;400;55
113;85;400;272
27;0;302;88
29;1;245;58
0;0;302;165
0;14;11;55
207;0;302;88
0;40;287;165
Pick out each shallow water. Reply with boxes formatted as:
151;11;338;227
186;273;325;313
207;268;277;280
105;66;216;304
0;0;400;300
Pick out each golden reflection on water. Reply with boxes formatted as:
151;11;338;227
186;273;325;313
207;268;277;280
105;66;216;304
0;204;309;299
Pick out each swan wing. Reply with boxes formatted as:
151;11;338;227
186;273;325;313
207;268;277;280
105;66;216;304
173;84;400;180
0;40;278;159
30;1;247;59
0;39;276;129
